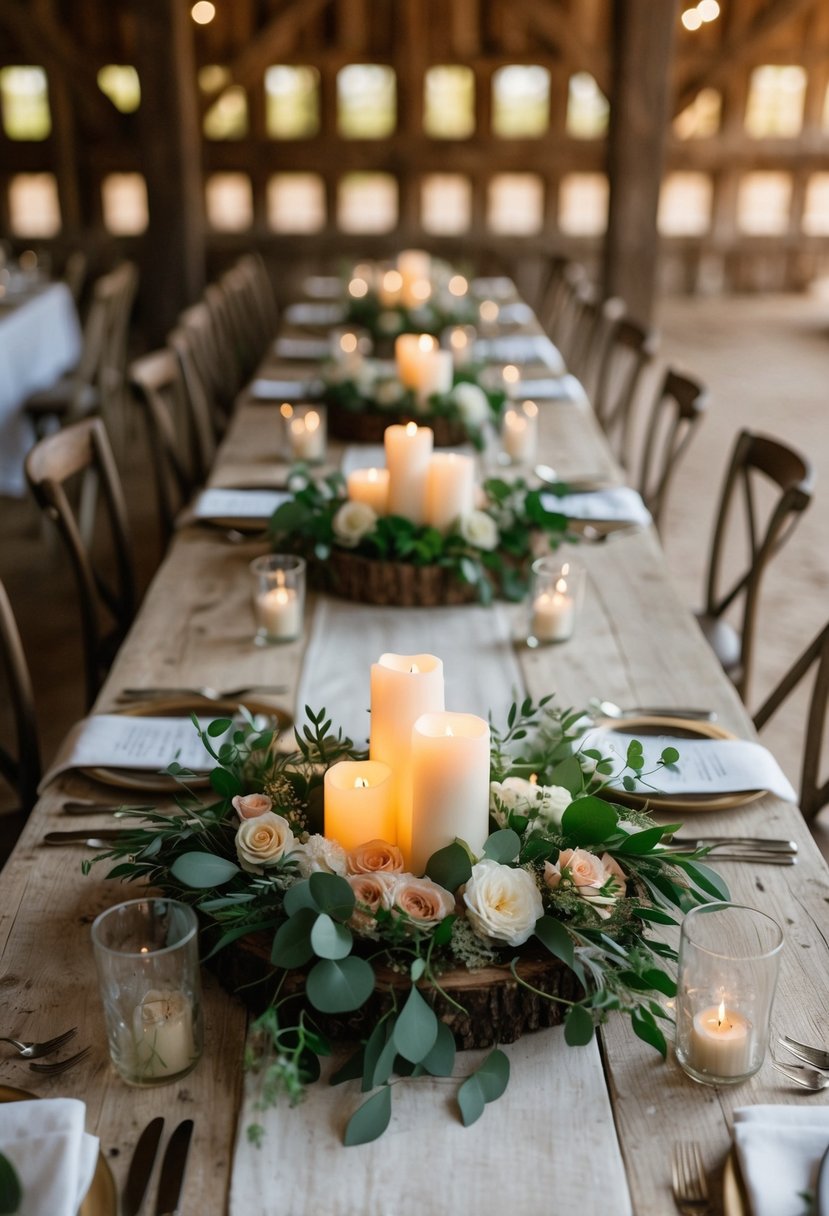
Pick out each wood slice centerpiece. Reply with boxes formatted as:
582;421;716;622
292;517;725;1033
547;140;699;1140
327;405;468;448
211;931;580;1050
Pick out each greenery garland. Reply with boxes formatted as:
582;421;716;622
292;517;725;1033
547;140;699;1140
343;290;476;345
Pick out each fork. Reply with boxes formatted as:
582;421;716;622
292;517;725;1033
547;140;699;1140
778;1034;829;1071
771;1059;829;1091
671;1141;711;1214
28;1046;91;1076
0;1027;78;1059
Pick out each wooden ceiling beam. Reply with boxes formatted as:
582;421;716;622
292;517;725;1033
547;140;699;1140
514;0;610;94
674;0;819;115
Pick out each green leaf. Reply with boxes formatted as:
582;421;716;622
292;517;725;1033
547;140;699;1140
422;1021;456;1077
203;918;281;961
410;958;426;981
362;1017;393;1092
344;1085;392;1147
631;1006;668;1057
534;915;575;968
283;879;318;916
676;859;731;902
561;796;618;845
631;906;678;926
170;851;240;889
482;829;520;864
548;754;585;797
306;956;375;1013
431;915;456;947
660;746;680;765
393;986;439;1064
564;1004;595;1046
271;907;317;968
615;826;670;855
0;1152;22;1215
641;967;677;997
310;913;353;960
329;1047;364;1086
308;872;356;921
210;767;243;798
207;717;233;737
425;842;472;892
475;1048;510;1101
457;1074;485;1127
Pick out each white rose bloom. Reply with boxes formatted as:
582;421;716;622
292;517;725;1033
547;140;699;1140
333;500;378;547
463;859;543;947
374;378;404;408
451;382;490;427
295;834;347;877
535;784;573;830
235;812;296;874
457;509;498;551
489;778;572;829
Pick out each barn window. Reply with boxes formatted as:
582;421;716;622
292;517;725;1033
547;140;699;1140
102;174;148;234
205;173;253;231
559;173;608;236
424;67;475;139
337;66;396;139
338;173;398;232
421;175;471;234
0;67;51;140
745;66;806;138
97;66;141;113
658;172;712;236
492;66;550;138
673;88;721;139
802;174;829;235
267;174;326;232
265;67;320;139
8;174;61;236
737;172;792;234
488;174;544;235
566;73;608;139
200;67;248;139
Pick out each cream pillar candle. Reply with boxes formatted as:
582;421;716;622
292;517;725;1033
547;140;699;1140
687;1000;753;1078
369;653;445;859
398;249;432;307
347;467;390;515
395;333;438;389
442;325;477;367
131;989;195;1080
384;422;434;523
408;712;491;876
324;760;395;850
415;349;453;406
501;400;538;463
425;453;475;532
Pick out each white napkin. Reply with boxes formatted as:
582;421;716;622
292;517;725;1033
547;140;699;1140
188;487;290;521
301;274;342;299
475;334;565;373
339;444;476;479
514;374;587;403
469;276;517;300
541;486;652;527
733;1106;829;1216
249;378;323;401
272;336;331;360
0;1098;98;1216
283;301;346;326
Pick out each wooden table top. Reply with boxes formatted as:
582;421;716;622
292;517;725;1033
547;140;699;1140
1;301;826;1216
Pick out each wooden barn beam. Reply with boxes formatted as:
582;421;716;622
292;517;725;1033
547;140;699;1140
603;0;678;323
674;0;818;116
134;0;205;343
515;0;610;95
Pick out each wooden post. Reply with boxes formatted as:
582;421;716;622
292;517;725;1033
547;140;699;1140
603;0;678;322
134;0;205;343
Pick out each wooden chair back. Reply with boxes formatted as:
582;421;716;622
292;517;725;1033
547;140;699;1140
24;418;135;709
237;252;278;345
638;368;709;531
0;578;40;814
568;288;626;400
703;429;814;702
62;250;88;305
543;261;587;358
179;301;235;432
204;282;247;402
219;265;265;378
754;621;829;821
592;316;659;468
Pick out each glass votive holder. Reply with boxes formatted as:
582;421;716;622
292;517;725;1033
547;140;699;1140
440;324;478;367
501;399;539;464
675;902;784;1086
250;554;305;646
91;898;203;1087
527;557;585;646
282;403;327;463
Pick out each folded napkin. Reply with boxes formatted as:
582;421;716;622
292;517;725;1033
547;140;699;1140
515;374;588;403
475;334;565;374
0;1097;98;1216
272;336;331;360
470;276;517;300
283;301;346;326
301;274;342;299
540;486;652;528
248;378;323;402
733;1106;829;1216
187;487;290;522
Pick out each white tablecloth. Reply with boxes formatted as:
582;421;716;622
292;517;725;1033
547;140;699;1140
0;283;82;496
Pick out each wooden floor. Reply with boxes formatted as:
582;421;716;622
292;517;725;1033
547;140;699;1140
1;288;827;857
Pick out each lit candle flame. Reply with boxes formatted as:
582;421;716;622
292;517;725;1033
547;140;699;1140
276;569;285;588
341;332;358;354
305;411;320;433
555;577;568;594
444;725;454;737
367;468;379;483
280;403;294;419
417;333;436;352
354;777;370;789
717;996;726;1027
405;421;418;436
529;773;538;785
410;663;420;673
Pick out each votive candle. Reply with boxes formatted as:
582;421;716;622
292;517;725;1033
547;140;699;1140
347;467;390;515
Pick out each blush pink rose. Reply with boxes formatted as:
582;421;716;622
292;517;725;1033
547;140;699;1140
544;847;606;890
232;792;273;820
346;872;397;932
346;839;405;875
391;875;455;929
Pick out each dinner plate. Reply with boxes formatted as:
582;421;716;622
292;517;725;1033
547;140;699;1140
723;1147;750;1216
81;696;293;792
0;1084;116;1216
599;716;766;813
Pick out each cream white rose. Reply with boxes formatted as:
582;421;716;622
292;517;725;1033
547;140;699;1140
451;382;490;427
391;875;455;929
457;509;498;551
231;792;273;821
235;811;296;874
333;500;377;547
463;859;543;947
295;834;347;877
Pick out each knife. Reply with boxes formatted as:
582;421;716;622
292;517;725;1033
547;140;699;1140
155;1118;194;1216
42;829;131;846
123;1117;165;1216
63;801;156;816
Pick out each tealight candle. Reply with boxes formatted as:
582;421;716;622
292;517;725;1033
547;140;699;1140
501;400;538;463
250;555;305;646
255;583;301;641
347;467;390;515
384;421;434;523
398;249;432;307
330;326;371;374
287;407;326;462
408;712;490;875
324;760;396;850
131;988;196;1080
425;452;475;532
687;999;753;1079
395;333;438;389
528;559;584;647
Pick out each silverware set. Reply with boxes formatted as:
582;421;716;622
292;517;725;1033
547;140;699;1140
122;1116;194;1216
0;1025;90;1075
116;683;288;702
595;699;718;723
671;1141;711;1215
772;1034;829;1090
666;835;798;865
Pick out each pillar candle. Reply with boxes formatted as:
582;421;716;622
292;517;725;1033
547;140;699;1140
415;349;453;406
398;249;432;307
347;467;390;515
384;422;434;522
288;409;326;462
395;333;438;389
324;760;395;850
531;582;575;642
425;453;475;532
407;712;491;875
370;653;445;858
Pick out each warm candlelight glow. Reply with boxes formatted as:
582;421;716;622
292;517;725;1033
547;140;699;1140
450;329;468;350
354;777;370;789
410;663;420;673
405;420;418;435
191;0;215;23
418;334;436;352
383;269;403;294
340;332;358;354
348;277;369;298
324;760;396;850
717;996;726;1026
503;364;520;385
411;279;432;302
280;403;294;419
448;275;468;297
479;299;499;324
304;410;320;433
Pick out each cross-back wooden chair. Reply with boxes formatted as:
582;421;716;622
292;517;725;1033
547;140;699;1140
204;281;247;402
179;300;236;430
567;287;626;401
637;368;709;531
0;578;41;838
695;429;814;704
541;261;587;359
220;265;265;379
24;418;136;710
753;621;829;822
592;316;659;468
236;252;278;347
129;346;214;547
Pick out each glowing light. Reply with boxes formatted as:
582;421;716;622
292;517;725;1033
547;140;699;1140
405;421;418;436
523;400;539;417
697;0;720;20
449;329;469;351
191;1;216;24
681;8;703;29
448;274;468;296
348;276;369;298
410;663;420;673
383;269;403;294
340;332;358;354
717;996;726;1026
353;777;370;789
479;299;499;323
411;278;432;302
502;364;520;384
417;333;437;352
280;403;294;419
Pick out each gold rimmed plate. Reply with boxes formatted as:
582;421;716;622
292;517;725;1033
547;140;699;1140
81;696;293;792
598;716;766;813
0;1084;116;1216
723;1147;750;1216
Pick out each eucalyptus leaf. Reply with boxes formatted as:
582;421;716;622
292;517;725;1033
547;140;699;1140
310;913;353;961
631;1007;668;1057
306;956;374;1014
308;872;356;921
422;1021;456;1077
534;915;575;969
170;851;240;889
362;1017;393;1093
457;1074;485;1128
482;829;521;864
615;826;669;855
425;842;472;892
475;1048;510;1101
564;1004;594;1046
343;1085;392;1147
271;907;317;968
330;1047;364;1086
283;879;319;917
548;754;585;797
410;958;426;981
561;796;618;845
393;986;439;1064
207;717;233;737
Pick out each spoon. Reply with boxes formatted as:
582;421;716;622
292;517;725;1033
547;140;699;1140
595;699;717;723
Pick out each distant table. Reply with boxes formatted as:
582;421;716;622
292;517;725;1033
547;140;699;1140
0;282;82;496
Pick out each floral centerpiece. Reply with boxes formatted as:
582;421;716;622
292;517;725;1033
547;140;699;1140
88;672;728;1147
342;255;477;349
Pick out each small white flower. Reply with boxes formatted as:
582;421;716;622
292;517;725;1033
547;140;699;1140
374;378;404;408
355;364;378;397
457;509;498;551
463;859;543;947
333;500;378;547
451;382;490;428
294;834;347;877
